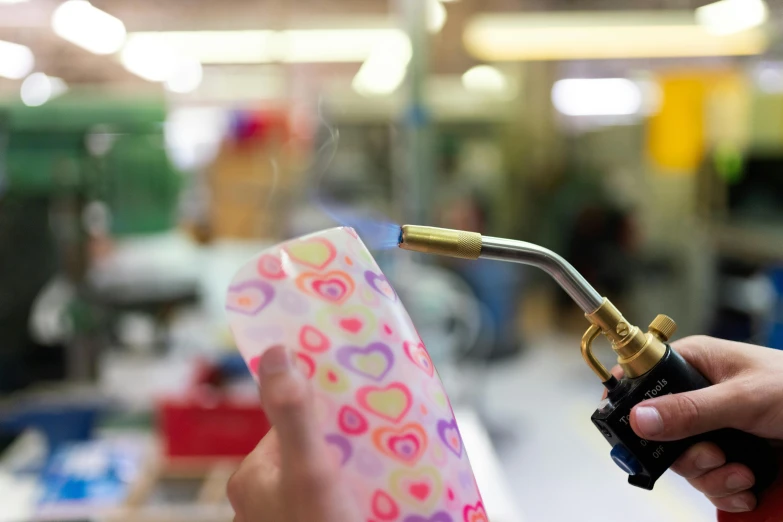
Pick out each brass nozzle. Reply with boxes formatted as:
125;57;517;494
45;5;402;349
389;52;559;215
398;225;482;260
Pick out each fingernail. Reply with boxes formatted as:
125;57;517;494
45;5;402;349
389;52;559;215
726;473;753;491
695;451;724;470
258;346;290;376
731;497;751;512
634;406;664;437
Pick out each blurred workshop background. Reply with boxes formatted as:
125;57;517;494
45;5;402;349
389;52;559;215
1;0;782;520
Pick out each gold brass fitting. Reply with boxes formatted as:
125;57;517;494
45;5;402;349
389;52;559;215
398;225;482;260
581;298;672;380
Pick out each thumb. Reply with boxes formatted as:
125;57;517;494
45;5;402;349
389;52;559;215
630;382;749;441
256;346;328;470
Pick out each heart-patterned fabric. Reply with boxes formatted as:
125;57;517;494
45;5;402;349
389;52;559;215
226;227;484;521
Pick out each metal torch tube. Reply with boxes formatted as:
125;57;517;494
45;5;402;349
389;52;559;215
480;235;603;314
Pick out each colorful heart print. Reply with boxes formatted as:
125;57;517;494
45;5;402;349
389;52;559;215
365;270;397;302
317;363;351;393
404;513;454;522
299;325;331;353
371;489;400;521
226;280;274;316
373;423;428;466
337;405;369;436
295;351;316;379
325;434;353;467
256;254;286;279
336;342;394;381
357;382;413;423
390;466;443;511
462;501;488;522
445;486;460;512
297;271;355;304
423;381;450;412
404;341;434;378
284;237;336;270
379;321;401;344
437;419;463;458
359;285;381;307
430;441;448;468
317;305;377;344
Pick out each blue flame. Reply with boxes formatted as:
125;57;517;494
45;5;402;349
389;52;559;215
317;201;401;250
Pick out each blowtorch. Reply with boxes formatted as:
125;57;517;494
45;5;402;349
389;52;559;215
398;225;778;498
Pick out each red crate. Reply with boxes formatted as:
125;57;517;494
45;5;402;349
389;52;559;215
157;361;271;459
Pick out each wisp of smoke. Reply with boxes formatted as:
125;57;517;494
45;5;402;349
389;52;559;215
307;98;402;250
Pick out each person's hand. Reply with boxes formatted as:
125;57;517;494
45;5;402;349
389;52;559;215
227;345;362;522
626;336;783;513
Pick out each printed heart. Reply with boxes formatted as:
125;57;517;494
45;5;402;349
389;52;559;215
336;342;394;381
337;405;369;436
372;423;427;466
424;382;449;411
317;305;377;344
226;280;274;316
463;502;488;522
445;486;460;512
297;271;355;304
380;322;400;343
404;341;434;378
404;513;454;522
284;237;336;270
359;285;381;307
295;352;316;379
365;270;397;302
437;418;463;458
324;434;352;467
317;363;350;394
256;254;286;279
340;318;363;333
357;383;412;423
390;466;442;511
371;489;399;521
430;442;447;468
299;325;330;353
344;227;359;239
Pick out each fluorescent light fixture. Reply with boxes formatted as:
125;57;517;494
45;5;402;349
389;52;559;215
0;0;29;4
120;37;179;82
52;0;126;55
165;57;203;94
427;0;447;34
128;29;408;64
20;73;68;107
696;0;768;35
121;35;203;93
0;40;34;79
462;65;509;95
552;78;642;117
352;33;412;96
464;11;767;60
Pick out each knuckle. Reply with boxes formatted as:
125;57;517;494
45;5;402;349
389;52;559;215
673;393;703;433
265;379;307;412
226;470;245;504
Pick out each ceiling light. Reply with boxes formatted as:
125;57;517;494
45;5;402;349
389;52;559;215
462;65;509;95
127;29;408;64
52;0;126;55
696;0;768;35
0;0;29;4
120;37;179;82
21;73;68;107
464;12;767;61
165;57;203;94
0;40;34;79
427;0;447;34
552;78;642;117
352;33;412;96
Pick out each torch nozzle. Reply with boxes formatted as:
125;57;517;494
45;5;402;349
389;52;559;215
398;225;482;260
